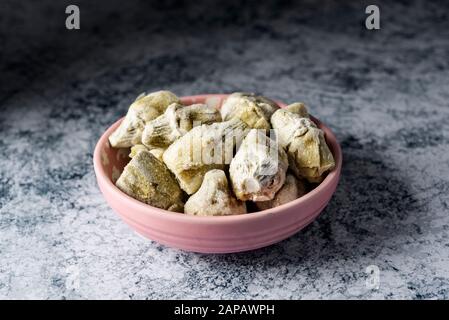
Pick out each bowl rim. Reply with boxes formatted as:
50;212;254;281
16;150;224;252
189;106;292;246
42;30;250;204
93;94;342;224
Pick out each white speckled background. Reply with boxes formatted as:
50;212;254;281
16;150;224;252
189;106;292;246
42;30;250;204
1;0;449;299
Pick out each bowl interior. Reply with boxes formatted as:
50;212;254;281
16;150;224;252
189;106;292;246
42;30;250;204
95;94;342;217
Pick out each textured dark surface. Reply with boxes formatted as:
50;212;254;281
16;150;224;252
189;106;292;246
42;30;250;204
1;0;449;299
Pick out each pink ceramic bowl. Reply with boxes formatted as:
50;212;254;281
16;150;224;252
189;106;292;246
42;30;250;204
93;94;342;253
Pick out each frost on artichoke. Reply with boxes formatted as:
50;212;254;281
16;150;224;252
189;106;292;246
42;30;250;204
109;90;180;148
129;144;165;162
129;144;149;158
163;118;248;195
230;129;288;201
116;150;184;212
255;174;307;210
141;103;221;149
286;102;309;118
148;148;165;162
184;169;246;216
271;104;335;183
221;92;280;130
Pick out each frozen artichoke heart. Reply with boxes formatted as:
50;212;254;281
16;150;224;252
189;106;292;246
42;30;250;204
271;106;335;183
221;92;280;129
163;118;248;195
230;129;288;201
184;170;246;216
142;103;221;149
109;90;180;148
116;150;184;212
256;174;307;210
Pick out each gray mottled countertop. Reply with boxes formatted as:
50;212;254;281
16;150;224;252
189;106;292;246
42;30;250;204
1;0;449;299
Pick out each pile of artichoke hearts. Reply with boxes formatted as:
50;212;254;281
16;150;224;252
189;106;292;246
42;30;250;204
109;91;335;216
